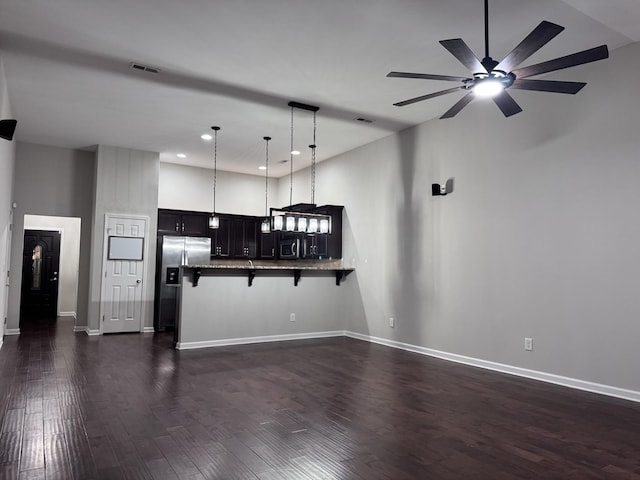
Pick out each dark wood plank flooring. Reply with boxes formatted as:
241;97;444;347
1;317;640;479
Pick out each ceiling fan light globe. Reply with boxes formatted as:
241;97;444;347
473;79;504;98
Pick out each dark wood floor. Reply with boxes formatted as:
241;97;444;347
1;318;640;480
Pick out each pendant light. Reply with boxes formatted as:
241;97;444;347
285;104;296;231
307;144;319;234
208;126;221;229
307;107;319;233
261;136;271;234
270;101;330;233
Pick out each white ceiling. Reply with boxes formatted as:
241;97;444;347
0;0;638;177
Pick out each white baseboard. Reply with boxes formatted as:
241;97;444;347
4;328;20;336
59;311;77;319
345;331;640;404
143;326;155;333
176;330;346;350
73;325;100;336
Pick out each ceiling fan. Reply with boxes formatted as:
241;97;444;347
388;0;609;118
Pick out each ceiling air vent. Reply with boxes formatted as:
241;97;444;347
129;62;161;74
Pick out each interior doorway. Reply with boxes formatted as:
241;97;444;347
19;215;81;326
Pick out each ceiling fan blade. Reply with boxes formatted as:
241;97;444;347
512;45;609;79
0;119;17;141
511;78;586;94
439;39;486;73
393;86;466;107
493;91;523;117
387;71;468;82
440;92;474;119
496;21;565;72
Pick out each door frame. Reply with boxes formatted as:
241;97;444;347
99;213;150;335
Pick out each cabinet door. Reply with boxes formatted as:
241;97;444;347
181;212;209;236
231;219;246;257
303;234;328;259
318;206;343;259
314;234;328;258
244;219;258;258
231;218;258;258
158;210;181;234
259;231;277;259
210;217;231;256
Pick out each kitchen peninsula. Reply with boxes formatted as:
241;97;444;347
174;258;357;350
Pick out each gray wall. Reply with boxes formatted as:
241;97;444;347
276;41;640;393
87;145;159;332
0;56;15;342
8;143;94;332
159;162;279;216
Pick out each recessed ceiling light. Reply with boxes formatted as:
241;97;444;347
291;150;301;156
258;165;267;171
201;134;213;141
176;153;186;158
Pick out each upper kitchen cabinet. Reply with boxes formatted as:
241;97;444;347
158;209;209;236
315;205;343;259
302;233;328;259
231;217;258;258
259;230;278;259
209;216;231;257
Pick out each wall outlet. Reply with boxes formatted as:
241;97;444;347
524;337;533;351
290;313;296;322
389;317;395;328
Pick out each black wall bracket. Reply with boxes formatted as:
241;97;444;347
432;177;455;196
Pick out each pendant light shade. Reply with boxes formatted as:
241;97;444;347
319;218;330;234
273;215;284;231
209;126;221;229
307;218;319;233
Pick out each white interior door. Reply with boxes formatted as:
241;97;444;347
101;215;147;333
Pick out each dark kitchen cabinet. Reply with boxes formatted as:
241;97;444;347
158;209;209;236
209;216;231;257
316;205;343;259
259;231;278;259
302;234;328;259
232;217;258;258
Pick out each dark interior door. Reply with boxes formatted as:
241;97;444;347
21;230;61;320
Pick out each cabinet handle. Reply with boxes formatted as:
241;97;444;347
175;223;179;232
182;223;185;232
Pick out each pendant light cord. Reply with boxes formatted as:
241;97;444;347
212;126;220;213
264;136;270;217
289;106;294;207
310;110;317;205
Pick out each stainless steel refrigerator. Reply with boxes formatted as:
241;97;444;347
155;235;210;331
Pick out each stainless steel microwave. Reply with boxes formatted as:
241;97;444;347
279;239;300;259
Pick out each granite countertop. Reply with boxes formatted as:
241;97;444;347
183;259;353;271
